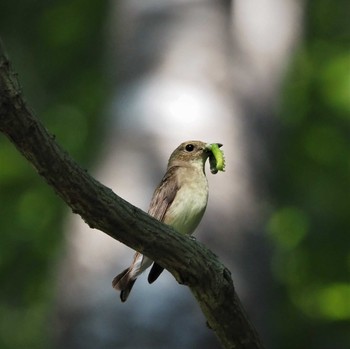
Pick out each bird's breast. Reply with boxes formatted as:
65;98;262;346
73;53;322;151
164;172;208;235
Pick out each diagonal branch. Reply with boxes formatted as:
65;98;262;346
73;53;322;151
0;40;264;349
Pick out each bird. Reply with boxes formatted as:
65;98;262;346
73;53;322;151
112;140;223;302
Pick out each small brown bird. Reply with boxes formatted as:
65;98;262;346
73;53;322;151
112;140;223;302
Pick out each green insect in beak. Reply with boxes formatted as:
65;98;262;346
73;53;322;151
206;143;226;174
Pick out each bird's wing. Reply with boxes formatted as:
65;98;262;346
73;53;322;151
146;166;180;283
147;166;179;221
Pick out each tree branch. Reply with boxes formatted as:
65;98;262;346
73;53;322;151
0;40;264;349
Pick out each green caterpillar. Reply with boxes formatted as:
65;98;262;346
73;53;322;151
207;143;225;174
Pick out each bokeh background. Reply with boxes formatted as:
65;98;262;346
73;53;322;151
0;1;349;348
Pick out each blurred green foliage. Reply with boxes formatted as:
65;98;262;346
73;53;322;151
269;0;350;348
0;0;349;349
0;1;107;348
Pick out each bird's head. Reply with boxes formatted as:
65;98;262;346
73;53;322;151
168;140;225;174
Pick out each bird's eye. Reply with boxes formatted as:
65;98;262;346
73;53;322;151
185;144;194;152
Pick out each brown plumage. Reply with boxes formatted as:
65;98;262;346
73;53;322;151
112;140;222;302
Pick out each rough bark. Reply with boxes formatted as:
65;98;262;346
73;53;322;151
0;41;264;349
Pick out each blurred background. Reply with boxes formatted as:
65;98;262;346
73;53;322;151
0;0;349;348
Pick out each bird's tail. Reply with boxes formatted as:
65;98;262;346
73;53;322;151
112;267;136;302
112;252;153;302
